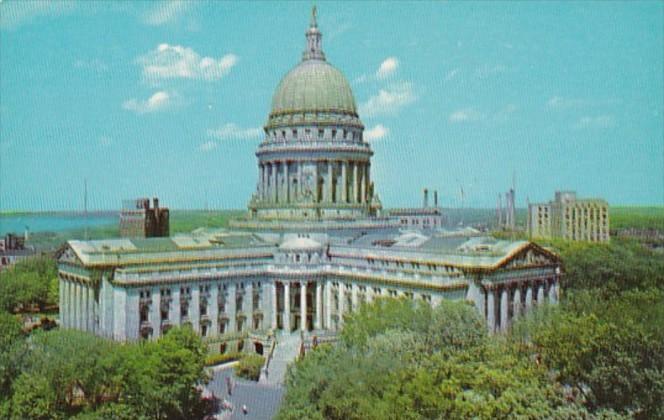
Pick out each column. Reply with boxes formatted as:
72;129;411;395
315;282;322;330
366;287;374;304
58;278;65;328
341;161;348;203
537;283;545;305
297;163;303;200
244;282;253;330
170;286;181;326
549;280;558;304
325;280;332;330
227;283;237;333
337;283;345;328
209;285;219;338
486;289;495;333
271;282;278;330
263;162;268;201
88;284;95;333
359;163;366;204
353;162;359;203
271;162;277;203
258;162;263;198
313;162;319;202
283;282;291;332
81;283;88;331
500;288;509;332
513;288;521;319
327;161;333;203
351;283;358;311
190;286;200;333
300;282;307;331
151;288;161;339
525;285;533;311
67;280;74;329
285;161;290;203
74;282;81;329
366;163;371;201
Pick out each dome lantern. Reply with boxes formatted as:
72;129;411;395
303;6;325;62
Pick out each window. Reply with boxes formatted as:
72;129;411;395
319;129;324;138
331;129;337;139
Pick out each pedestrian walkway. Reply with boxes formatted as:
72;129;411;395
261;332;301;386
206;367;284;420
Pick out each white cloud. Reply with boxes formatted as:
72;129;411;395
0;1;76;30
138;44;237;82
547;96;587;109
364;124;389;141
99;135;112;146
444;68;460;82
376;57;399;79
122;91;172;114
207;123;263;140
143;0;190;26
74;58;107;72
475;64;508;79
493;104;517;122
359;82;416;118
199;140;218;152
573;115;615;129
449;108;483;123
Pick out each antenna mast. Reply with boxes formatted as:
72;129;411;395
84;179;88;240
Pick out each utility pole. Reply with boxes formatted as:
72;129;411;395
84;179;89;240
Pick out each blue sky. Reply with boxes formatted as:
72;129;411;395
1;1;662;211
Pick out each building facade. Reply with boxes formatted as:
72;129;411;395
58;11;562;349
57;230;561;343
528;191;609;242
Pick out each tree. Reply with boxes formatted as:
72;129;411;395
279;298;585;420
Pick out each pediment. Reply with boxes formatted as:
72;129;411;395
57;245;83;266
500;243;560;269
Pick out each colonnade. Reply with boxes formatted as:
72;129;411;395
484;278;559;333
257;159;370;205
60;276;97;333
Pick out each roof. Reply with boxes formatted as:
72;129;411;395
64;229;275;267
270;60;356;116
279;235;323;251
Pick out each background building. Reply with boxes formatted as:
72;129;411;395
119;198;169;238
528;191;609;242
0;232;35;269
389;188;445;229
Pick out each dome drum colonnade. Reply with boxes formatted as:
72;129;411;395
249;8;380;220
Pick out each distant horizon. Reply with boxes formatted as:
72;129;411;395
1;204;661;216
2;2;662;211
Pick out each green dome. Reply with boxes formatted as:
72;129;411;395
270;60;357;116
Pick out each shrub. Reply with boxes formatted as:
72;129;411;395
236;354;264;381
204;351;243;366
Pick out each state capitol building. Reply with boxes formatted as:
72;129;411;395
57;11;562;353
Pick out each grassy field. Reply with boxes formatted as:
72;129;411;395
27;210;244;251
610;206;664;231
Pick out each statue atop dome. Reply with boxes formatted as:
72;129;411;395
303;5;325;61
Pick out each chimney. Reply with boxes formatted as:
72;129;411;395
153;197;159;209
423;188;429;208
434;190;438;207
